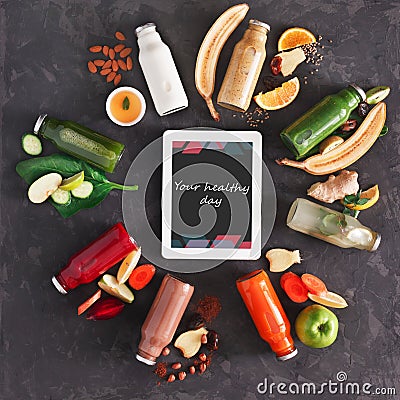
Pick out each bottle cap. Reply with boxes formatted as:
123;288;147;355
33;113;48;135
370;233;381;251
276;347;298;361
135;22;156;37
52;276;67;295
136;353;156;366
349;83;366;101
249;19;271;32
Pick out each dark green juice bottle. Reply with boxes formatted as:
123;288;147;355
33;114;125;173
280;84;366;158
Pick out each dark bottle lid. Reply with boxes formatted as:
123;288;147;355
33;113;48;134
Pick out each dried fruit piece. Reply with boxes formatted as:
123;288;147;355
188;313;206;330
103;60;112;69
114;43;125;53
120;47;132;58
89;45;102;53
113;74;122;86
206;330;219;351
340;119;357;132
109;48;116;60
174;327;208;358
112;60;119;72
270;56;282;75
86;297;125;320
117;59;127;71
357;102;369;117
87;61;97;73
266;248;301;272
107;71;117;83
102;45;109;57
100;68;112;76
115;31;126;41
93;59;105;67
126;56;133;70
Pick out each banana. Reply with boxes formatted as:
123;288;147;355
276;102;386;175
195;3;249;121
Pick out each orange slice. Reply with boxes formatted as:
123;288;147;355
254;77;300;110
308;291;348;309
342;185;379;211
278;27;316;51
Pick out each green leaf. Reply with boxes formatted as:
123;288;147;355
343;194;357;204
16;153;138;218
379;125;388;137
122;96;130;110
356;198;370;205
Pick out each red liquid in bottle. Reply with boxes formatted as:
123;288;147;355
52;222;138;294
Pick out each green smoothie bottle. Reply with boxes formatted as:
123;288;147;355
280;84;366;158
33;114;125;173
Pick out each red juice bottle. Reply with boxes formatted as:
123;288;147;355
237;269;298;361
52;222;138;294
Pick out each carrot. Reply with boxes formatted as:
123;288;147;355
280;272;308;303
78;289;101;315
128;264;156;290
301;273;328;296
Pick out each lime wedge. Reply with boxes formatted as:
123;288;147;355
98;274;134;303
60;171;85;190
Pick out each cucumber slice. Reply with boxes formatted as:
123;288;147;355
71;181;93;199
22;134;42;156
51;188;71;205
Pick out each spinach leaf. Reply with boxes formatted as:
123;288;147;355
16;153;138;218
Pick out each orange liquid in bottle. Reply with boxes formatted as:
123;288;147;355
110;90;142;123
236;269;297;360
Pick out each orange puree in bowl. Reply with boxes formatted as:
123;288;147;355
110;91;142;123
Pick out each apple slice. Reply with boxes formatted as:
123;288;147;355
174;327;208;358
98;274;134;303
28;173;62;203
308;291;348;309
117;247;142;284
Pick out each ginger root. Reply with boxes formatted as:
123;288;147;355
307;170;359;203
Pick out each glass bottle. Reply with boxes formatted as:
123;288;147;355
135;23;188;116
287;198;381;251
237;269;297;361
217;19;270;112
52;222;138;294
280;84;366;158
136;274;194;365
34;114;125;173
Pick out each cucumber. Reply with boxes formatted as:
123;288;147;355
71;181;93;199
22;134;42;156
51;188;71;205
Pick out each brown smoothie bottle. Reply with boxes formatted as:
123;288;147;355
136;274;194;365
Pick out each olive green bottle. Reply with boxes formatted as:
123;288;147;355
280;84;366;158
34;114;125;173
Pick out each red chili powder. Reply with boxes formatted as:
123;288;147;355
154;362;167;378
196;295;222;323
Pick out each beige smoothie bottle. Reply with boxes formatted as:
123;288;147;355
217;19;270;112
136;274;194;365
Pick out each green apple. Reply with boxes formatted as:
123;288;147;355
295;305;338;348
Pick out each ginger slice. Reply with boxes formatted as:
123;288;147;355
174;327;208;358
266;249;301;273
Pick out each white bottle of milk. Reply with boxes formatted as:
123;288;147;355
135;23;188;116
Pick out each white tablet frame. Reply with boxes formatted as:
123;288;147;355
161;129;262;260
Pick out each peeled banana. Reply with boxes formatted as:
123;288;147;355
195;3;249;121
276;102;386;175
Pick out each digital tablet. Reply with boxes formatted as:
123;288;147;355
162;129;262;260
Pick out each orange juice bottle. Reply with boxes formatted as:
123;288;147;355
236;269;297;361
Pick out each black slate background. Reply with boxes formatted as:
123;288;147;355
1;1;399;399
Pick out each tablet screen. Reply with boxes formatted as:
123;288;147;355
171;141;253;249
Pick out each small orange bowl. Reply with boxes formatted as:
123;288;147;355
106;86;146;126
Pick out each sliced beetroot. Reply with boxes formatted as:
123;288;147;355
86;297;125;321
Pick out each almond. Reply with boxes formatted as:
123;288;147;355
115;31;126;41
89;45;102;53
199;353;207;362
113;74;121;86
112;60;118;72
114;43;125;53
120;47;132;58
117;59;127;71
102;60;112;69
107;71;116;82
178;372;186;381
109;48;116;60
171;362;181;370
189;366;196;375
162;347;170;356
87;61;97;73
167;374;175;383
100;68;112;76
102;45;109;57
93;59;105;67
126;56;133;70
